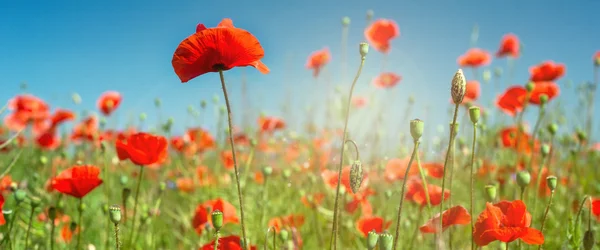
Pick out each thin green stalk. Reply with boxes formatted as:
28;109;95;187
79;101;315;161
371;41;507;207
392;140;420;250
259;176;269;227
50;218;56;250
527;106;545;172
114;223;121;250
586;66;598;138
264;227;275;250
438;103;460;239
24;205;35;249
76;198;83;250
214;230;221;250
539;191;554;233
329;52;366;250
219;70;248;250
1;205;20;247
128;166;145;248
469;122;478;250
532;154;549;219
415;149;433;217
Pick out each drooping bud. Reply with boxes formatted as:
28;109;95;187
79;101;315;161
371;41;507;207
516;171;531;188
469;106;480;124
451;69;467;104
410;119;424;142
525;82;535;92
546;176;557;191
350;160;364;194
342;17;351;27
583;230;595;250
484;185;497;201
359;43;369;58
379;232;393;250
367;230;379;250
109;205;122;224
211;210;223;231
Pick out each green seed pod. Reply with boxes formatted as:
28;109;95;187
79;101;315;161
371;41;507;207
262;166;273;177
367;230;379;250
283;169;292;179
154;98;162;108
48;207;57;220
109;205;122;224
120;175;128;186
30;197;41;208
341;16;351;27
484;185;497;201
385;190;393;199
159;182;166;192
79;203;87;212
541;144;550;157
72;93;82;105
482;69;491;83
102;204;109;215
546;176;557;191
39;156;48;165
379;232;393;250
279;229;289;241
583;230;595;250
366;10;374;21
469;106;480;124
410;119;424;141
139;112;147;122
547;123;558;136
3;210;13;222
577;129;587;143
212;210;223;231
539;94;548;106
359;43;369;58
516;171;531;188
212;95;220;104
200;100;207;109
493;67;503;78
14;190;27;204
525;82;535;92
350;160;364;194
408;95;415;105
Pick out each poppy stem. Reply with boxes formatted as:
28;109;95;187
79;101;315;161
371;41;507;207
527;105;546;172
575;195;590;233
24;203;36;249
438;103;460;247
588;196;592;231
344;139;360;160
506;242;510;250
76;198;83;250
259;176;269;229
128;166;145;248
415;145;433;218
264;227;275;250
586;66;598;139
329;52;366;250
50;218;56;250
213;230;221;250
538;191;554;250
392;139;420;250
532;149;549;220
469;120;478;250
218;70;249;250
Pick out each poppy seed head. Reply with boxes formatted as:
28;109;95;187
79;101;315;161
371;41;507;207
451;69;466;104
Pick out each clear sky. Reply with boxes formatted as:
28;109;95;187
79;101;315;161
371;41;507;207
1;0;599;146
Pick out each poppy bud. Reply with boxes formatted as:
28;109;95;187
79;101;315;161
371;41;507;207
219;106;226;115
596;56;600;67
408;95;415;105
484;185;497;201
200;100;207;109
516;171;531;188
546;176;557;191
379;232;393;250
139;113;147;122
539;94;548;106
525;82;535;92
350;160;364;194
541;144;550;157
577;129;587;143
14;190;26;204
469;107;480;124
69;222;78;232
279;229;289;241
211;210;223;231
79;203;87;212
122;188;131;203
410;119;424;141
482;69;491;83
366;10;374;21
493;67;503;77
359;43;369;58
262;166;273;177
342;16;351;26
584;230;595;250
30;197;41;208
547;123;558;136
367;230;379;250
212;95;220;104
39;156;48;165
283;169;292;179
48;207;57;220
109;205;122;224
119;175;128;186
72;93;82;105
451;69;467;104
9;182;18;192
3;210;13;223
159;182;166;192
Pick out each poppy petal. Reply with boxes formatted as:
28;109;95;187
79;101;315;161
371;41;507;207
520;228;544;245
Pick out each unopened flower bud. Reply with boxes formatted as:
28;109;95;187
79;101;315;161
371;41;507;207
494;67;503;77
410;119;424;141
451;69;467;104
279;229;289;241
367;230;379;250
484;185;497;201
541;144;550;157
516;171;531;188
379;232;393;250
350;160;364;194
546;176;557;191
109;205;122;224
359;43;369;58
30;197;41;208
159;182;166;192
584;230;595;250
262;166;273;176
283;169;292;179
72;93;82;105
482;69;491;83
154;98;161;108
39;156;48;165
539;94;548;106
366;10;374;21
577;129;587;143
139;113;147;122
469;107;480;124
342;17;350;27
525;82;535;92
547;123;558;136
14;190;27;204
200;100;207;108
211;210;223;231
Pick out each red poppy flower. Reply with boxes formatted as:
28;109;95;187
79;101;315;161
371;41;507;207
301;193;325;209
457;48;491;68
496;86;527;116
364;19;400;53
50;109;75;127
36;129;61;150
200;235;256;250
423;162;444;179
463;80;481;103
384;158;420;182
220;150;234;170
306;48;331;77
473;200;543;246
352;96;368;108
0;194;5;225
346;188;375;216
356;216;392;236
500;126;537;153
186;128;216;152
172;18;269;83
372;72;401;89
420;205;471;233
116;132;168;166
529;61;566;82
594;51;600;66
192;198;239;235
97;91;122;116
268;214;305;233
71;116;100;142
321;166;368;194
50;165;103;198
529;82;560;105
496;34;520;58
258;116;286;133
405;177;450;208
3;94;50;135
592;199;600;220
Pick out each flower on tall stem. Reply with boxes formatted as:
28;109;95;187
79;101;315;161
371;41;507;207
473;200;544;246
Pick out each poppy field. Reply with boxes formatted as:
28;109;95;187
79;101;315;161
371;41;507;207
1;7;600;250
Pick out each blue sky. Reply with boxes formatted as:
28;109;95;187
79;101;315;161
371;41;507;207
1;0;599;146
